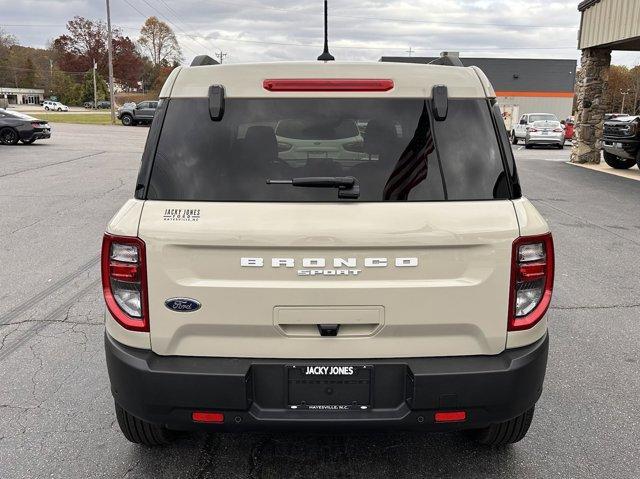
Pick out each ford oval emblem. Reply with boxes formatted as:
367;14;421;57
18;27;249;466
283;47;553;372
165;298;201;312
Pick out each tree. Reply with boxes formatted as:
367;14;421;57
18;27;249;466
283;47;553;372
81;70;109;103
18;57;36;88
52;16;113;74
138;17;182;67
113;37;144;89
0;28;16;49
607;65;634;114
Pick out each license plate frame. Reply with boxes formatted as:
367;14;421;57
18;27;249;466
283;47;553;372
286;365;372;410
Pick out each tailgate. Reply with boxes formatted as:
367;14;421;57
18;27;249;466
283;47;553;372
139;201;519;358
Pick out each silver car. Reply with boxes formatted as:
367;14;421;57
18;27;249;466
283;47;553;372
525;120;565;149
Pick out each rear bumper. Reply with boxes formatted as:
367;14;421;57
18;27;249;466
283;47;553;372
526;136;564;145
105;332;548;432
19;129;50;141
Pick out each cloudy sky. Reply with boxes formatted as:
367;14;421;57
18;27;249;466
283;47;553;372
0;0;637;66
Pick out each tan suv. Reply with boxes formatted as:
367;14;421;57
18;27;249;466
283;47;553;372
102;57;554;447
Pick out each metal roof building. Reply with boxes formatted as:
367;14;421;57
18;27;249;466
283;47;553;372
380;57;577;130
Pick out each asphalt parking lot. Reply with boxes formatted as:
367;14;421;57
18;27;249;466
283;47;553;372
1;124;639;478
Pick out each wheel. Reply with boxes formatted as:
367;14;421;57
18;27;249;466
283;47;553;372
121;114;133;126
45;106;50;111
558;141;565;149
57;108;62;112
21;138;36;145
603;151;635;169
511;132;518;145
470;406;535;446
114;403;174;446
525;141;532;149
0;127;19;145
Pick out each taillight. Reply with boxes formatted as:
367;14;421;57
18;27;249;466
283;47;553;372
101;234;149;332
509;233;554;331
277;141;293;152
553;128;563;133
528;128;538;132
343;141;365;153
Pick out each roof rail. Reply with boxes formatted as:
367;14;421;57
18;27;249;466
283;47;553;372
428;51;464;67
190;55;220;67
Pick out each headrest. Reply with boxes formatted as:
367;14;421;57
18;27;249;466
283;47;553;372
364;119;399;154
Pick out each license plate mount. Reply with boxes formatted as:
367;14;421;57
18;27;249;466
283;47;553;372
286;365;372;410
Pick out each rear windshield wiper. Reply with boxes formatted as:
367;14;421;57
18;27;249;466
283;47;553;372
267;176;360;199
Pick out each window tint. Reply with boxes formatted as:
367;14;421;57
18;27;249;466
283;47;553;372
138;102;148;109
434;99;509;200
145;98;509;202
276;119;359;140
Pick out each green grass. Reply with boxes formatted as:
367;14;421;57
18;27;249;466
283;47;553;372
37;112;118;125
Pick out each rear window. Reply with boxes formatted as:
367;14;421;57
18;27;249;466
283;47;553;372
145;98;510;202
529;114;557;123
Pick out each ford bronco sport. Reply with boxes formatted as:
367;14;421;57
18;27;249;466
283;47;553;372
103;57;554;447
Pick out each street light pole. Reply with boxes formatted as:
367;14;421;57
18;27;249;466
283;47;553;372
106;0;116;124
93;59;98;109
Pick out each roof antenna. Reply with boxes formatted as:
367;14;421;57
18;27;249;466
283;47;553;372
317;0;335;61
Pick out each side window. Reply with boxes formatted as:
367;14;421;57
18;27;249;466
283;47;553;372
150;102;158;109
434;99;508;200
138;102;148;109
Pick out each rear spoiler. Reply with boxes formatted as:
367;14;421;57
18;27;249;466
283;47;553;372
191;55;220;67
429;51;464;67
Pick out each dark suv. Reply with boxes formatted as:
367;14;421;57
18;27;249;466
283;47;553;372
602;115;640;169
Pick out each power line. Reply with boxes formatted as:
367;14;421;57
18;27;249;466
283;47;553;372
135;0;218;55
211;0;578;30
155;0;222;54
204;35;576;52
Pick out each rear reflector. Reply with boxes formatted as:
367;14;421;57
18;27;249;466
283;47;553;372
263;79;394;92
192;411;225;423
434;411;467;423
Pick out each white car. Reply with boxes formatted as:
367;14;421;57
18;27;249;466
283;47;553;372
43;101;69;112
525;120;565;149
103;56;553;448
275;118;367;163
512;113;558;144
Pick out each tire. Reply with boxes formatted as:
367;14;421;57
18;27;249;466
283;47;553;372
21;138;36;145
0;127;19;145
558;141;565;149
511;132;518;145
57;108;62;112
121;114;133;126
525;141;532;149
45;106;50;111
114;403;174;446
470;406;535;447
603;151;635;169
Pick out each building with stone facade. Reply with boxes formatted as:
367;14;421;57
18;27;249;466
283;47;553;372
573;0;640;163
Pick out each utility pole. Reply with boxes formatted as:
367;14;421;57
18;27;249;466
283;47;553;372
49;59;53;98
406;47;414;57
92;59;98;109
106;0;116;124
620;89;632;114
215;50;228;64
